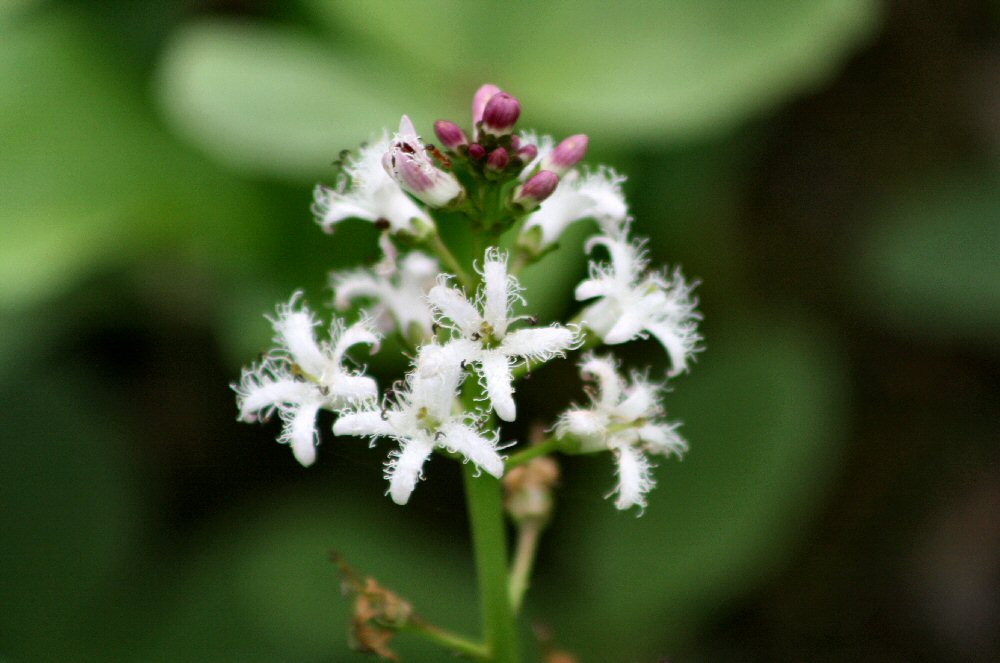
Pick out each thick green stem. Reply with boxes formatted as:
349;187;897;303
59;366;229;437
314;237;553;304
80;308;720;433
463;465;520;663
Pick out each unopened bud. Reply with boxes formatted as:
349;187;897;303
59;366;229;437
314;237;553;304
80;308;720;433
517;144;538;162
472;83;502;125
433;120;467;151
544;134;589;175
513;170;559;210
467;143;487;161
481;92;521;136
487;147;509;172
504;456;560;525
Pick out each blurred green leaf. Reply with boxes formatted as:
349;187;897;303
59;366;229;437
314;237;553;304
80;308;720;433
155;21;442;180
308;0;880;141
533;314;848;660
0;9;267;309
853;171;1000;341
129;485;479;662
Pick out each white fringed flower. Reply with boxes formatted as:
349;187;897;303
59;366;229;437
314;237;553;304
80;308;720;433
428;248;579;422
333;343;504;505
383;115;463;208
576;230;701;377
312;135;432;235
520;167;628;250
332;249;439;341
517;131;554;179
556;354;687;511
233;294;380;467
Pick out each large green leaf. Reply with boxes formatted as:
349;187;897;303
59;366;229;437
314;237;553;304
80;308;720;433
531;313;848;660
852;171;1000;342
308;0;881;141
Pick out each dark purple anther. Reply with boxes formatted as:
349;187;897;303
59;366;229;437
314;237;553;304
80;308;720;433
481;93;521;136
434;120;468;151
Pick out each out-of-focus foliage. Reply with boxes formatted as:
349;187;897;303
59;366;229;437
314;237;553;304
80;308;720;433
3;0;998;662
853;169;1000;342
157;0;879;178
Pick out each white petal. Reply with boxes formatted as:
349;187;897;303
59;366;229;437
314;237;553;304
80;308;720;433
234;363;314;421
385;435;435;505
603;309;647;345
479;351;516;422
646;320;697;377
576;302;618;343
439;421;504;478
556;408;607;443
481;248;513;333
330;270;380;310
271;297;325;377
501;326;576;362
574;272;617;302
615;381;659;421
637;422;688;457
612;444;655;511
311;183;378;229
427;280;481;336
279;397;323;467
331;319;380;366
327;374;379;403
579;354;624;410
333;409;396;439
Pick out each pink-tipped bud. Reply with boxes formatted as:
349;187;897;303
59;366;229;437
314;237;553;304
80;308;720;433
468;143;487;161
517;144;538;162
513;170;559;210
481;93;521;136
545;134;589;175
433;120;468;151
487;147;509;172
510;135;521;150
472;83;502;125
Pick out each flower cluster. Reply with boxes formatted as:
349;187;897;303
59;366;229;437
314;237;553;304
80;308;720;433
234;84;701;511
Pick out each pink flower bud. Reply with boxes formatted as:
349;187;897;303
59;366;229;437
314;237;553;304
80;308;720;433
481;93;521;136
487;147;509;172
510;135;521;150
545;134;589;175
513;170;559;210
433;120;468;151
517;144;538;162
472;83;502;125
467;143;487;161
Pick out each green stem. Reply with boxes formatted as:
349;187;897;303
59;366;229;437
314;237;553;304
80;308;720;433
403;619;490;660
463;464;520;663
505;437;563;469
508;522;543;614
428;231;476;291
